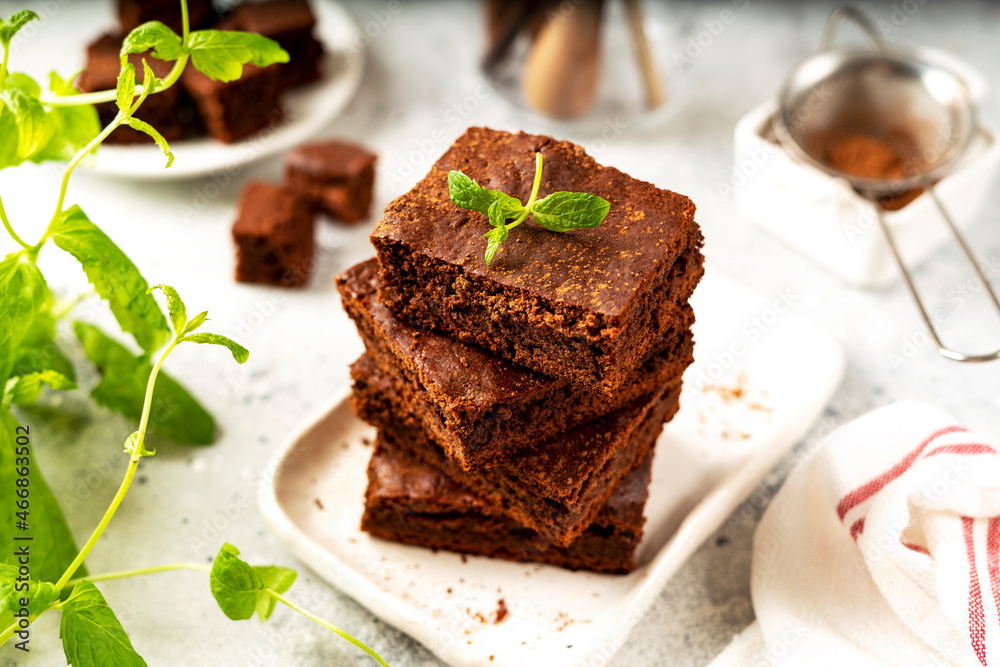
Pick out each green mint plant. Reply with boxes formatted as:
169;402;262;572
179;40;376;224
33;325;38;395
448;151;611;265
0;5;393;665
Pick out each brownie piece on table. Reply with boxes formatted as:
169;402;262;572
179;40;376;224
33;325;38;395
233;182;314;287
286;142;377;223
371;126;704;396
229;0;325;88
337;258;694;471
181;64;283;144
362;431;653;574
351;354;680;547
78;33;192;145
117;0;214;33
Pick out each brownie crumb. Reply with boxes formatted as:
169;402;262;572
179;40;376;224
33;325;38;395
494;599;509;624
314;498;325;510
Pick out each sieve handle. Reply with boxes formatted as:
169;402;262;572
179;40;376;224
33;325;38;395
820;5;887;52
874;190;1000;363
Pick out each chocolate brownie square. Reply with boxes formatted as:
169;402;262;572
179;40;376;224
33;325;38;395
371;127;704;395
338;258;694;471
229;0;325;88
351;354;680;547
181;62;284;144
78;32;192;145
362;431;653;574
117;0;214;33
286;141;376;223
233;181;314;286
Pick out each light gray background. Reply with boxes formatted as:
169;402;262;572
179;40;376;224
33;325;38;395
3;0;1000;665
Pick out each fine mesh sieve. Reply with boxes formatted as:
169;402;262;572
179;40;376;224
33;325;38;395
772;5;1000;363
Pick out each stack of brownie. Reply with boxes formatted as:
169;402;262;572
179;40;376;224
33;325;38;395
336;127;704;574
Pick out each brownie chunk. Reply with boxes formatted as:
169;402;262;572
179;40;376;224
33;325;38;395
229;0;325;89
371;127;704;395
181;63;283;144
232;181;314;286
286;141;377;223
78;33;192;145
351;355;679;547
338;258;694;471
117;0;214;33
363;431;653;574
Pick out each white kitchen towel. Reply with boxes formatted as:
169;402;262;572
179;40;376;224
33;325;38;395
711;400;1000;667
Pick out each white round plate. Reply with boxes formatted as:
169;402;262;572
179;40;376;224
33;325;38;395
91;0;364;181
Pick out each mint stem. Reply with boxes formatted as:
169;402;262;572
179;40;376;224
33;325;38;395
64;562;211;590
505;151;544;231
0;42;9;87
52;336;180;592
269;590;392;667
0;195;30;250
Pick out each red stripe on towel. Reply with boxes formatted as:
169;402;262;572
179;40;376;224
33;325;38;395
964;517;988;666
836;426;967;522
988;518;1000;635
903;542;930;555
850;518;865;541
925;443;997;458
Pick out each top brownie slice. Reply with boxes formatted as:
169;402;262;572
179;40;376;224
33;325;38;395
371;127;704;395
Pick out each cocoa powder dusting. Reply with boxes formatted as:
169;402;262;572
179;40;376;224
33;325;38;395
822;131;924;210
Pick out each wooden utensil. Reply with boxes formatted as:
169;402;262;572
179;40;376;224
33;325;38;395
521;0;605;120
624;0;665;109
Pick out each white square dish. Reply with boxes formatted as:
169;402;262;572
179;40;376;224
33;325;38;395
258;268;844;667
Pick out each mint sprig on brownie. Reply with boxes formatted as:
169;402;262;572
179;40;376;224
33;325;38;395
447;151;611;265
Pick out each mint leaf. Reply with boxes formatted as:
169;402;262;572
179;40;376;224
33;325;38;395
180;333;249;364
0;252;49;386
5;72;41;97
0;10;38;46
532;191;610;231
33;72;101;162
487;199;506;229
447;171;523;218
0;409;84;583
51;206;170;353
0;564;59;617
147;284;186;334
187;30;288;82
0;111;18;170
116;62;136;113
182;310;208;335
252;566;297;621
11;312;76;382
210;543;263;620
74;322;216;445
124;116;173;167
0;87;53;160
210;544;295;622
6;369;76;407
483;223;507;267
60;580;147;667
120;21;185;62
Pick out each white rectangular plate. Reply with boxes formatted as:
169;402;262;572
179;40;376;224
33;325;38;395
259;268;844;667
